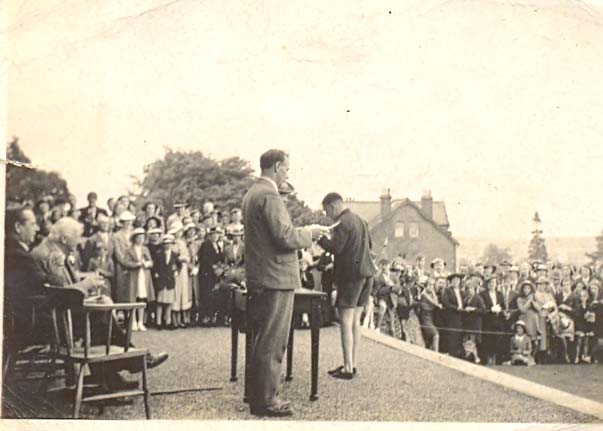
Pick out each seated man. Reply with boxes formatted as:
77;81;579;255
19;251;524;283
4;206;49;366
31;216;168;389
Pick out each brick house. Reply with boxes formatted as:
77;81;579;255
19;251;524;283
346;190;459;269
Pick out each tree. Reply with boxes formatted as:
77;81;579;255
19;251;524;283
5;137;70;205
481;244;513;266
528;211;548;262
137;148;327;225
586;230;603;265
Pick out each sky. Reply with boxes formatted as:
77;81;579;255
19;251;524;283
5;0;603;240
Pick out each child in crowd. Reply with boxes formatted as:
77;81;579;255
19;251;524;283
152;234;179;329
86;241;114;297
126;228;155;331
507;320;535;366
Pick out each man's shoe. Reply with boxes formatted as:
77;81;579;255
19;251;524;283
250;403;294;417
328;366;357;376
146;352;169;369
330;368;353;380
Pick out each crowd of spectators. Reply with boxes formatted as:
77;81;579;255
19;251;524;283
360;255;603;366
12;191;603;368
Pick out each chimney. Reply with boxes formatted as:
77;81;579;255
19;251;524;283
380;188;392;217
421;190;433;220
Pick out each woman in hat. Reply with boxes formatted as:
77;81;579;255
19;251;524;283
419;277;442;351
480;276;505;365
507;321;535;366
440;273;466;357
184;222;202;326
169;222;193;328
533;277;560;362
578;265;593;286
109;210;137;304
430;258;448;278
557;278;578;363
574;287;595;363
517;280;541;350
125;228;155;331
152;234;179;329
462;279;487;364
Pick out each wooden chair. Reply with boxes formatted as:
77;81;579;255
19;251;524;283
42;286;151;419
3;294;52;382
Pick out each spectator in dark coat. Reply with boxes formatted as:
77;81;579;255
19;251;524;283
440;273;465;357
197;226;225;325
151;234;179;328
480;276;506;365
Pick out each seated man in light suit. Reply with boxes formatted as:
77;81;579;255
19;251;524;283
242;149;327;417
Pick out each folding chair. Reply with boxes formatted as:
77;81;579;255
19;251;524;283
41;286;151;419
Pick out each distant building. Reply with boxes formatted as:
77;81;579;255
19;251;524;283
346;190;459;269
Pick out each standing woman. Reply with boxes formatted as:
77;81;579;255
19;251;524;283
169;222;192;328
109;211;138;304
533;276;560;363
516;280;541;353
440;273;465;357
126;228;155;331
574;288;595;363
557;278;578;363
579;265;593;286
152;234;178;329
463;280;486;364
480;276;505;365
419;277;442;351
185;223;201;326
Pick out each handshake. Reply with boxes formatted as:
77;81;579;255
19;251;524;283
306;223;331;239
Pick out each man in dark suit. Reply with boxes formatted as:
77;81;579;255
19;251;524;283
198;226;225;325
317;192;375;379
78;192;108;237
242;149;326;417
4;206;47;369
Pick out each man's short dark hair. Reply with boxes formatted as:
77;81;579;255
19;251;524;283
5;206;32;235
260;149;288;170
321;192;343;207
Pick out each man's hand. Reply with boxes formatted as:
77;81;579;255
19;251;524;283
306;224;330;239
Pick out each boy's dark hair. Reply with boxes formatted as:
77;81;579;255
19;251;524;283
321;192;343;207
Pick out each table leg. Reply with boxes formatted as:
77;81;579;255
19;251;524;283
285;317;294;381
310;299;320;401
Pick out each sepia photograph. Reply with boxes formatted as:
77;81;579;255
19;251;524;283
2;0;603;428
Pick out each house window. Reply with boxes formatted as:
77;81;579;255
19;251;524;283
409;223;419;238
394;222;405;238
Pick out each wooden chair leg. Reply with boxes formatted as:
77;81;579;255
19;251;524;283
73;363;86;419
142;357;151;419
38;355;57;394
3;351;15;382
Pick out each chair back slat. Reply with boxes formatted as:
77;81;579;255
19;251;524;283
50;308;61;352
84;312;91;359
66;309;74;349
60;311;73;356
45;286;85;356
106;311;114;355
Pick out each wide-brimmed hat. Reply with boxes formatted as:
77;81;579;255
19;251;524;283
183;222;196;233
162;234;175;244
209;226;224;235
447;273;464;282
430;258;446;269
484;264;497;273
519;280;535;292
513;320;526;329
118;211;136;222
148;227;163;236
144;215;162;228
130;227;146;240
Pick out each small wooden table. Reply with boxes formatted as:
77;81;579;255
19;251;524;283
229;287;326;401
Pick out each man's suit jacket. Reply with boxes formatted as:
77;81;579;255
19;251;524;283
242;177;312;291
480;289;505;330
4;235;48;321
198;240;225;289
317;208;375;284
